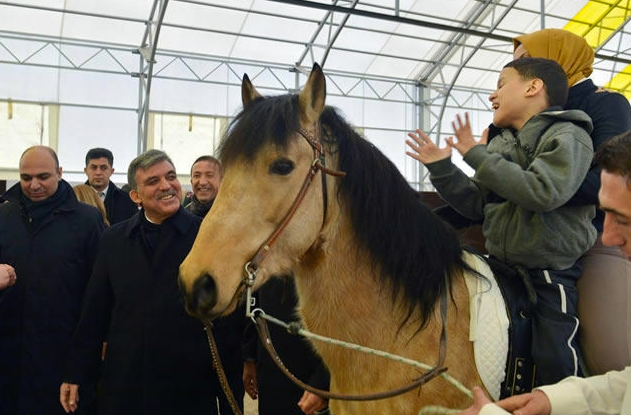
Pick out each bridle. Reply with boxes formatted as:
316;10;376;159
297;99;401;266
204;121;451;412
246;123;346;275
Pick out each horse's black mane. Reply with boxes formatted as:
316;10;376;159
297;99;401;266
220;93;469;328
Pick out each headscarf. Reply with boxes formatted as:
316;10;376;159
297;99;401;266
513;28;594;86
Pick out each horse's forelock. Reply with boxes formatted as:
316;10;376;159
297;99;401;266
219;94;301;166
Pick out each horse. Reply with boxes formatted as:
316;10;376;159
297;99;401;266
179;64;511;414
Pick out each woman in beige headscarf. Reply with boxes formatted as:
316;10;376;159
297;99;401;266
514;28;631;377
514;28;595;86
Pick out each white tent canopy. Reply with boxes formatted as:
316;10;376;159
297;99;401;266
2;0;631;187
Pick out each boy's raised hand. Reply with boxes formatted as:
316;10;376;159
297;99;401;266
447;112;488;156
406;129;452;165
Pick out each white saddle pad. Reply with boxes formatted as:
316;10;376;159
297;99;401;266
463;252;509;400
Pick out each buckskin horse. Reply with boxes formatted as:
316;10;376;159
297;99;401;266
179;64;525;414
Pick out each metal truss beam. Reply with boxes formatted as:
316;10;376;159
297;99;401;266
136;0;169;154
0;32;418;104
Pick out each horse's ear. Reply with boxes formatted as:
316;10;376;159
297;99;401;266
242;73;262;107
298;63;326;125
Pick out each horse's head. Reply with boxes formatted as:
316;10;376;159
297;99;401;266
179;64;334;320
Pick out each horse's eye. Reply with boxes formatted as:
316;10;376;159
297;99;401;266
269;159;295;175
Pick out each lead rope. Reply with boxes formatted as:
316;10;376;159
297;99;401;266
251;311;471;415
204;323;244;415
204;312;468;415
253;312;448;401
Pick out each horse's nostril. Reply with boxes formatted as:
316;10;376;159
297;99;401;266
189;273;217;316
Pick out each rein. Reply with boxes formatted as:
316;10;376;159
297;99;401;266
204;322;244;415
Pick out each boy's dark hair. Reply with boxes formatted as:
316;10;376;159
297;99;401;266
85;148;114;167
596;130;631;185
504;57;569;108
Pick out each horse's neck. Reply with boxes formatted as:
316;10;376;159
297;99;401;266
292;200;481;412
296;219;414;345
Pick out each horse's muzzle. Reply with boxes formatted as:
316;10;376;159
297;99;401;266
179;272;218;320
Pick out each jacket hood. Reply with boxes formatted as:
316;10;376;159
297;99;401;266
538;108;593;135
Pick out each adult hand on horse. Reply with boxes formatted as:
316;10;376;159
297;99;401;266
455;386;493;415
406;129;452;165
59;382;80;413
243;360;258;399
446;112;489;157
495;389;552;415
455;387;553;415
297;390;327;415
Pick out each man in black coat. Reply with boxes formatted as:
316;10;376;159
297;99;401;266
61;149;218;415
84;147;138;225
0;146;105;415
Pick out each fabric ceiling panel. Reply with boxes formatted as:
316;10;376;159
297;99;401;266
1;63;61;102
239;13;317;48
65;0;149;20
0;6;64;39
158;26;238;57
368;55;421;80
321;25;392;54
230;36;307;63
315;48;377;75
165;2;247;35
61;14;143;46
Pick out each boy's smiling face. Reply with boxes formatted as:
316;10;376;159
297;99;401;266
489;67;531;131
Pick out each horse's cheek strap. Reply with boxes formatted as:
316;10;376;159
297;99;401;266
248;163;319;271
247;125;344;272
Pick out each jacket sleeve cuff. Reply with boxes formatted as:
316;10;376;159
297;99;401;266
462;144;488;169
479;403;510;415
537;382;590;415
425;157;457;177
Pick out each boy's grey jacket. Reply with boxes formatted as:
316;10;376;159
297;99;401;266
427;109;596;270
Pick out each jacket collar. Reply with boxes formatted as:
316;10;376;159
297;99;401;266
4;179;79;212
123;206;198;238
568;78;596;98
84;179;118;195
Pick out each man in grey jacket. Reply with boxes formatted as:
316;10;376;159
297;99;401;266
407;57;595;385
